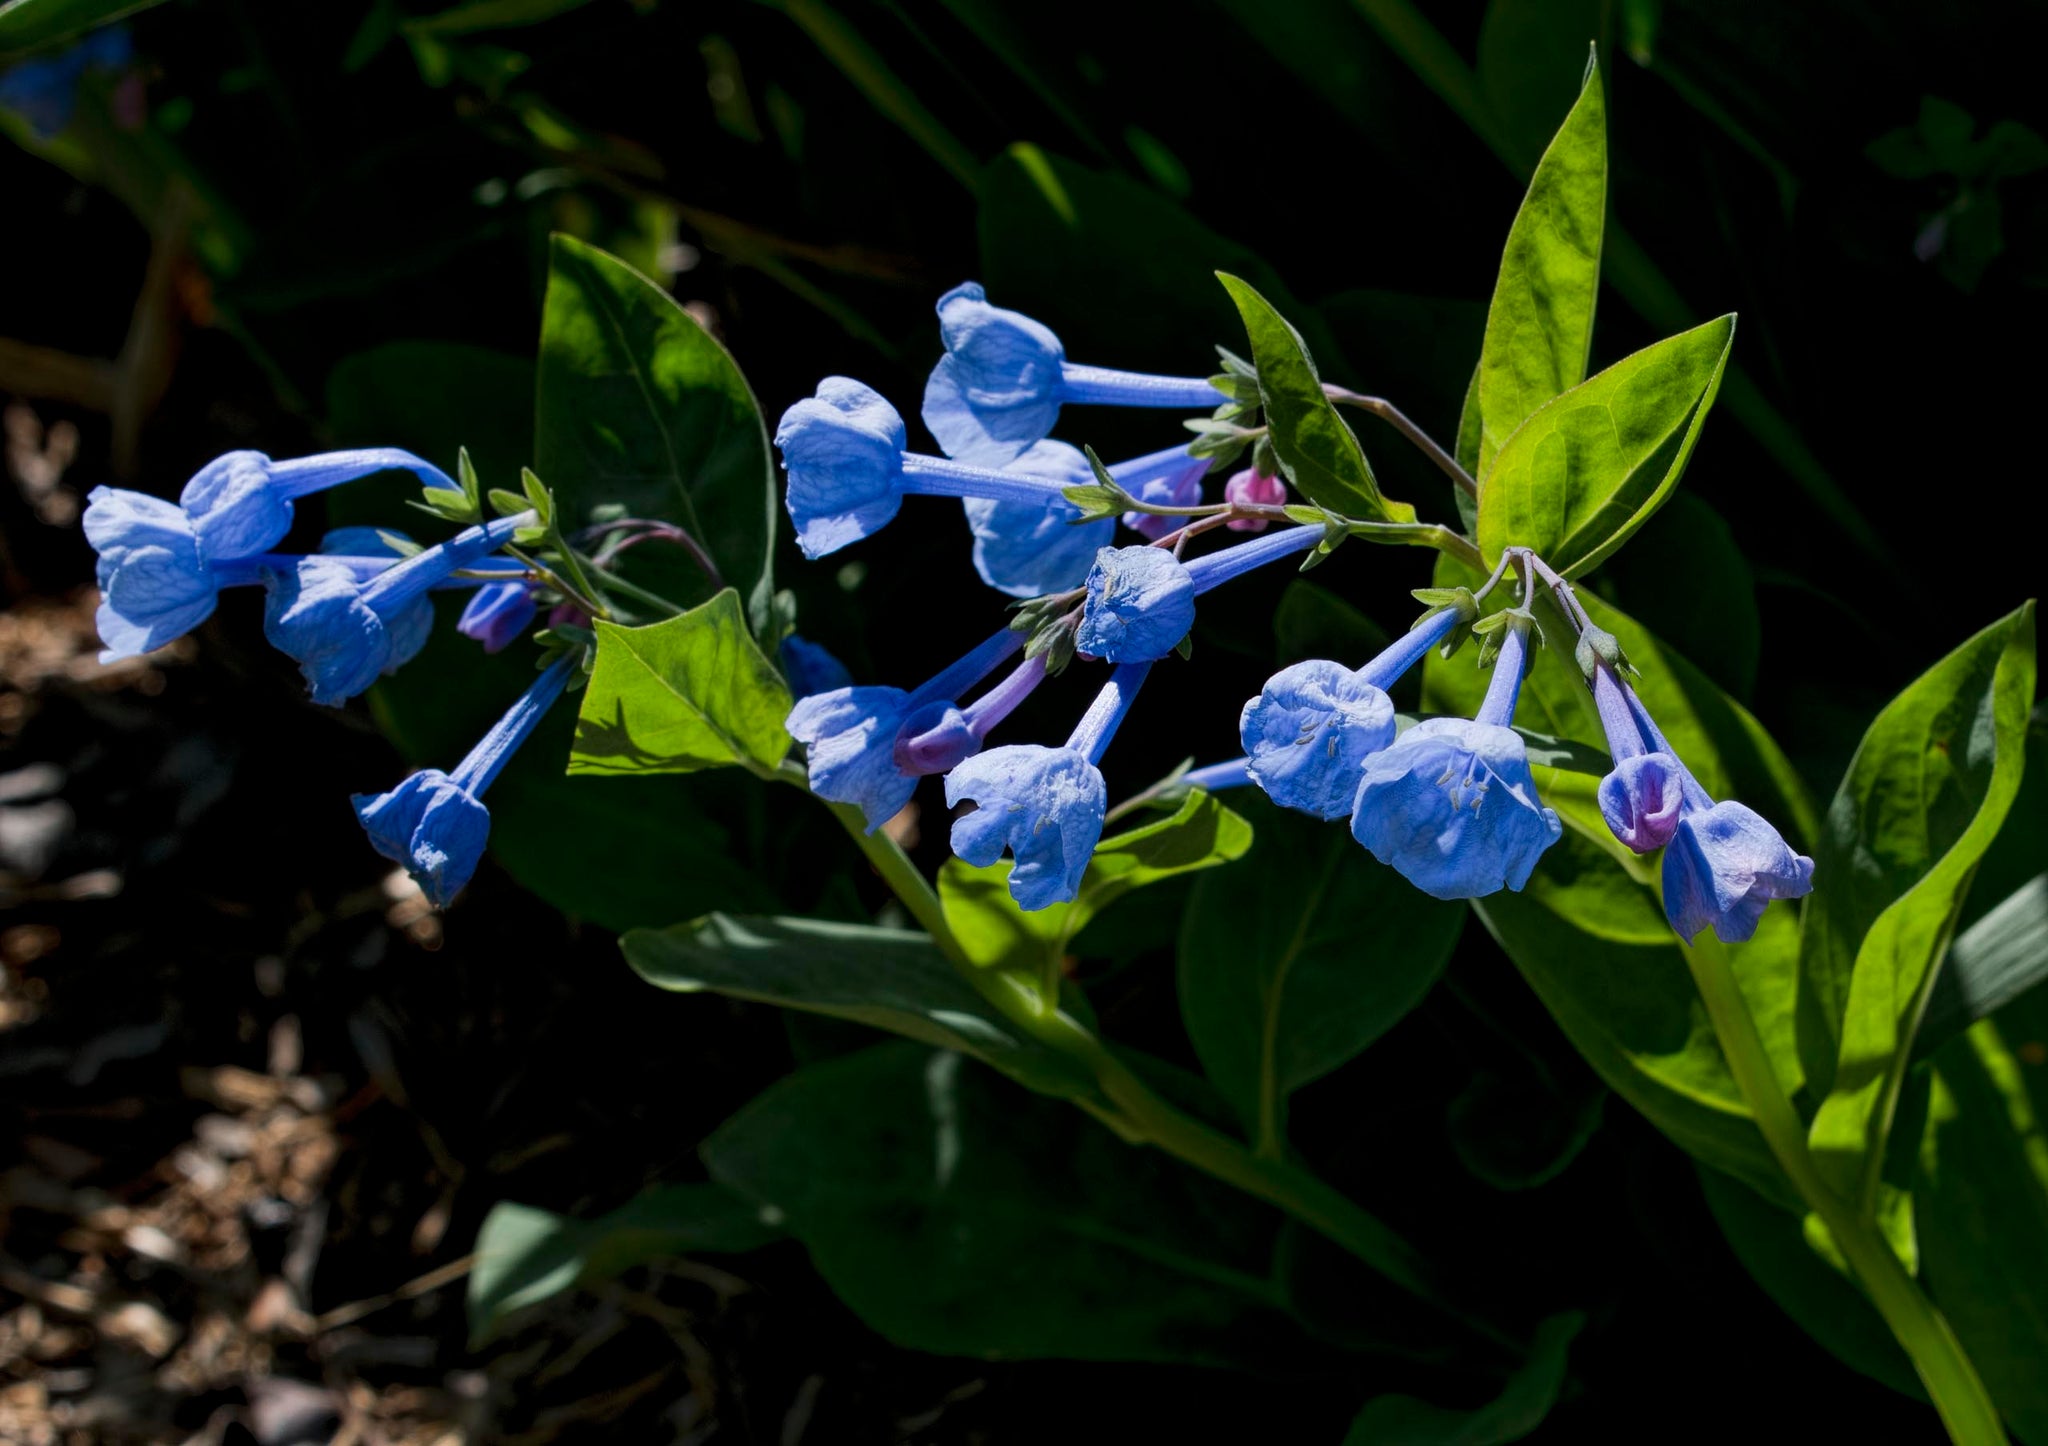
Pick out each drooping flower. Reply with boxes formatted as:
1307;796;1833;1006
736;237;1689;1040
962;441;1218;597
775;379;1089;560
1076;524;1322;663
1240;600;1472;819
1075;546;1194;663
84;447;457;662
920;282;1225;463
457;581;539;654
1223;468;1288;531
959;442;1112;598
780;634;853;697
354;653;575;906
1597;662;1814;943
264;512;533;705
1662;800;1816;945
945;661;1150;910
1350;615;1561;898
786;628;1025;831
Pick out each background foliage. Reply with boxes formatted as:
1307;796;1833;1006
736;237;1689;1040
4;0;2045;1440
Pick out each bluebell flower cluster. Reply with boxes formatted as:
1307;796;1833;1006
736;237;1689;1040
83;448;578;907
775;286;1345;908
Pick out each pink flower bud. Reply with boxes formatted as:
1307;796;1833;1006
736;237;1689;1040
1224;469;1287;530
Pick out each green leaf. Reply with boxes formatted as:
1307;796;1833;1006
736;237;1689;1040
0;0;165;60
1218;273;1411;523
1475;314;1737;576
1696;1166;1923;1399
1178;800;1464;1149
535;235;776;634
570;590;792;778
467;1183;782;1342
1803;604;2037;1204
1916;873;2048;1063
1342;1311;1584;1444
702;1042;1317;1368
1456;53;1607;484
1274;579;1392;666
1921;997;2048;1442
403;0;596;37
622;913;1100;1103
1425;556;1817;1207
940;789;1253;981
1586;491;1760;700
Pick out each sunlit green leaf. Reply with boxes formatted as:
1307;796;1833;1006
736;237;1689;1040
570;590;792;777
1476;314;1736;576
1803;604;2036;1204
1219;273;1410;522
536;235;776;633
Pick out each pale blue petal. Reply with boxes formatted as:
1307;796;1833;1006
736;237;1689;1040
775;378;908;558
943;743;1105;910
1350;718;1560;899
1241;660;1396;820
920;282;1066;463
1662;801;1815;943
1076;545;1195;662
1597;751;1685;853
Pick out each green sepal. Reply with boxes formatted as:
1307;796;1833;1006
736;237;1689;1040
1282;503;1331;526
1573;622;1637;681
1215;345;1258;382
376;529;425;558
1410;586;1480;659
487;487;529;517
455;446;483;507
1173;632;1194;661
519;467;555;526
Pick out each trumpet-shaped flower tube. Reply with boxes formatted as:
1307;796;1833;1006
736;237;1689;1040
457;581;540;654
1349;620;1560;898
84;447;456;661
945;661;1150;910
1587;660;1687;853
264;512;533;705
776;379;1091;560
920;282;1224;463
1118;445;1210;542
786;628;1025;832
354;653;575;906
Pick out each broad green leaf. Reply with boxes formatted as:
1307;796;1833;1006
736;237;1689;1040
939;789;1252;980
1696;1166;1922;1399
1342;1311;1584;1444
468;1184;782;1341
1916;873;2048;1063
1426;556;1815;1206
535;235;776;633
1178;799;1464;1149
1922;996;2048;1443
622;913;1100;1102
1476;314;1737;576
0;0;165;60
326;344;777;932
571;590;792;777
1803;604;2036;1203
1219;273;1411;523
979;144;1347;379
1274;579;1392;667
701;1042;1318;1368
1456;53;1607;484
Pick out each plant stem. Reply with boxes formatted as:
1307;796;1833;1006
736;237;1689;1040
1683;939;2008;1446
584;559;686;618
1324;386;1480;499
796;771;1524;1358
